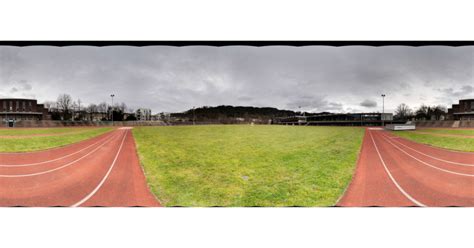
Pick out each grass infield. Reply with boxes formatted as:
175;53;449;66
416;128;474;136
0;127;96;136
0;127;113;152
392;130;474;152
133;125;364;207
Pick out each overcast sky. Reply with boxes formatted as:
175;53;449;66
0;46;472;114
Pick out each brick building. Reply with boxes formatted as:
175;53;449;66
1;98;51;124
447;99;474;120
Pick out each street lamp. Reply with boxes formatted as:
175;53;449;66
381;94;386;127
110;94;115;126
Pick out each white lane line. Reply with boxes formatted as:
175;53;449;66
0;132;120;178
0;131;117;167
379;134;474;177
380;132;474;167
369;131;426;207
71;130;128;207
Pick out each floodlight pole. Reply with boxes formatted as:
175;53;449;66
110;94;115;126
381;94;386;127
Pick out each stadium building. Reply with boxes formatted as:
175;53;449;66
447;99;474;120
1;98;51;126
273;112;394;126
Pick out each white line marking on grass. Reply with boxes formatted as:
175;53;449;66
0;131;117;167
379;135;474;177
71;130;128;207
0;132;120;178
381;132;474;166
369;131;426;207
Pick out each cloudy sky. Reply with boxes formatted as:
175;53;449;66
0;46;472;114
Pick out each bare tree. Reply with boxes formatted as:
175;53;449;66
415;104;430;120
432;105;447;120
56;94;73;120
97;102;108;120
43;101;57;111
86;103;98;121
119;102;127;113
394;103;413;121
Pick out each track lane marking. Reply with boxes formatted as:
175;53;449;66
0;131;117;167
378;133;474;177
71;129;128;207
0;132;121;178
369;131;426;207
380;132;474;167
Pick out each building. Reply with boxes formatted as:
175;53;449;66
273;112;394;126
136;108;152;121
447;99;474;120
1;98;51;125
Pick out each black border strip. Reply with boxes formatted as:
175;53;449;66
0;40;473;47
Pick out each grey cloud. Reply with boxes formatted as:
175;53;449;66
0;46;472;113
7;80;33;94
286;96;344;112
436;85;474;103
360;99;377;108
19;80;33;91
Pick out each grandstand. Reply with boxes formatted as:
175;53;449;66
273;113;395;126
415;120;474;128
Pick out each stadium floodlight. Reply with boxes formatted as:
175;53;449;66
110;94;115;126
381;94;386;127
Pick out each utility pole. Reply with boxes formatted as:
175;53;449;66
193;106;196;125
110;94;115;126
381;94;386;127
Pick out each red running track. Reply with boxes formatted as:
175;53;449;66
337;128;474;207
0;128;160;207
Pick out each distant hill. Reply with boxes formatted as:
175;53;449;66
170;105;298;122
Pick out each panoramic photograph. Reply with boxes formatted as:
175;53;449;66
0;45;473;207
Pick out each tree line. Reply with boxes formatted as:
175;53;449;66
172;104;450;123
171;105;297;122
394;103;447;121
44;94;137;121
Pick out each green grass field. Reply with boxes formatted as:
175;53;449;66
392;131;474;152
0;127;95;136
133;125;364;207
417;128;474;136
0;127;113;152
